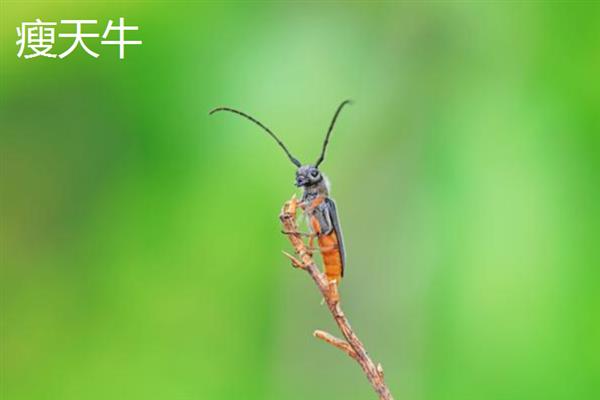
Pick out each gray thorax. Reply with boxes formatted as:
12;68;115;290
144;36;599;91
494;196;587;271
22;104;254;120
301;179;329;205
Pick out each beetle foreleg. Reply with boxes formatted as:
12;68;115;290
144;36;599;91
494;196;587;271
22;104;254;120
281;230;312;237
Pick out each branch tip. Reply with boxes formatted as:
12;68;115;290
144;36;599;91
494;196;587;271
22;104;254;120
313;330;357;360
377;363;384;377
282;250;304;269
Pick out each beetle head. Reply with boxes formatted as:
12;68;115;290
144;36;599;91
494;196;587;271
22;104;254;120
295;165;322;187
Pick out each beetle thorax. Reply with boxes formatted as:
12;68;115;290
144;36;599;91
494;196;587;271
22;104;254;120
304;179;327;195
301;176;330;205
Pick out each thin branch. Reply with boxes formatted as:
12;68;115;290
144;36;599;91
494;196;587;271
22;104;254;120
279;196;394;400
313;329;358;360
281;250;304;269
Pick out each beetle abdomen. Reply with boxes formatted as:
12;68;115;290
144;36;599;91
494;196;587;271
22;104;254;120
310;215;343;282
319;231;343;282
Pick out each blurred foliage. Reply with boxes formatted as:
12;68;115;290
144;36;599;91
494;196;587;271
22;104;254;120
1;2;598;400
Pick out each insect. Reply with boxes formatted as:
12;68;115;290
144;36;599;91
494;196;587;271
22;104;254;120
210;100;352;290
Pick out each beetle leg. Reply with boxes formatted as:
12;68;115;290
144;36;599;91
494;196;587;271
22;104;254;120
281;230;312;237
297;200;308;210
308;233;315;249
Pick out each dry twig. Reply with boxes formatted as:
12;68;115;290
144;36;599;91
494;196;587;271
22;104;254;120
279;195;394;400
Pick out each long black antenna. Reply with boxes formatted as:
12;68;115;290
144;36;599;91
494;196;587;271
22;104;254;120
209;107;301;167
315;100;352;167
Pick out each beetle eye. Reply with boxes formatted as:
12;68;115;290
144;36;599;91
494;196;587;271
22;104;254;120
310;170;319;178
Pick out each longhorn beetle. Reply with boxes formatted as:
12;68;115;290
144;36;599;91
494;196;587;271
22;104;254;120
210;100;352;293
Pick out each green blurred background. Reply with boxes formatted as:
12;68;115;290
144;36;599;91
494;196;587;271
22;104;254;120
1;2;598;399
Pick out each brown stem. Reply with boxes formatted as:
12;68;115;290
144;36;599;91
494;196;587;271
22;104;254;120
279;196;394;400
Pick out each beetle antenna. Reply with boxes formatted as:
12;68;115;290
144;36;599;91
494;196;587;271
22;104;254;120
209;107;302;167
315;100;352;167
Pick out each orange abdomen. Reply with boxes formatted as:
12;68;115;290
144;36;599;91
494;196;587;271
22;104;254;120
319;231;343;282
311;216;343;282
